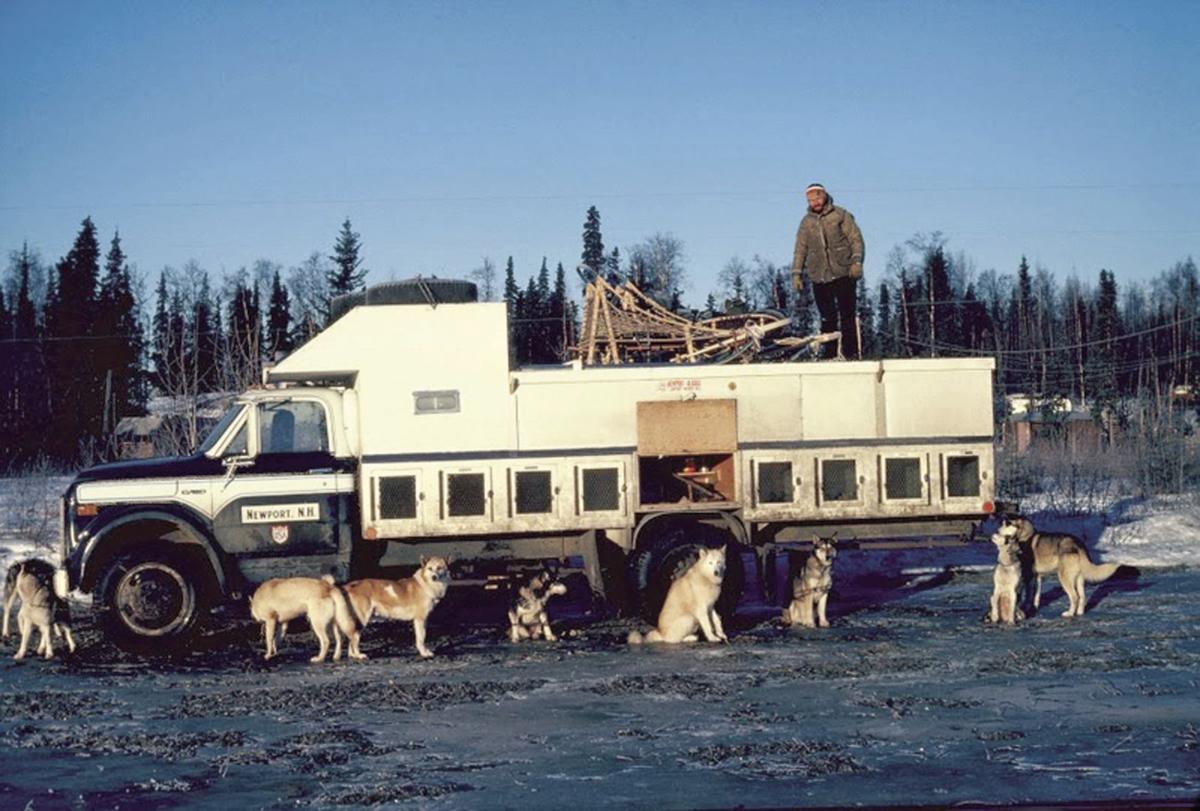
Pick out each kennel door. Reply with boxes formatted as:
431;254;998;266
636;399;737;455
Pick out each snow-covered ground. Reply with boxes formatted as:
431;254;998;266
1;472;1198;808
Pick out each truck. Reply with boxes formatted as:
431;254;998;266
57;281;998;649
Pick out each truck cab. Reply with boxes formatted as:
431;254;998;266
61;386;358;648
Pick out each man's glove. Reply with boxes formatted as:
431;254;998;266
849;262;863;280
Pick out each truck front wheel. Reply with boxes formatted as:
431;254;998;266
94;550;207;652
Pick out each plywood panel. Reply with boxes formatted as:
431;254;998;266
637;399;737;454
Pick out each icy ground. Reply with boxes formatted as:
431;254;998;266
0;475;1198;809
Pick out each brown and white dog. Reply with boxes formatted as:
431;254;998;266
340;556;451;659
628;546;728;645
508;566;568;643
988;531;1024;625
997;515;1122;617
5;559;76;660
249;574;356;662
781;537;837;629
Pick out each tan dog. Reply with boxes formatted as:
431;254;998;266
249;575;356;662
781;537;837;628
340;556;451;659
508;567;568;643
998;515;1122;617
6;560;76;660
988;531;1024;624
628;546;728;644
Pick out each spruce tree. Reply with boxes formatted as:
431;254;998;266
551;262;569;360
96;231;146;431
151;270;171;384
267;270;293;360
328;218;367;296
502;257;520;368
45;217;102;460
226;275;262;388
0;287;11;458
581;206;604;279
193;271;218;393
605;247;622;285
1091;269;1122;439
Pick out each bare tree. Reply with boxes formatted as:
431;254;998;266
288;251;332;342
470;257;498;302
627;232;687;306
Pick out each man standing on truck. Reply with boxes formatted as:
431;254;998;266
791;183;865;360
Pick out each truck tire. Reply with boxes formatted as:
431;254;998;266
93;549;208;652
329;278;478;322
628;520;745;625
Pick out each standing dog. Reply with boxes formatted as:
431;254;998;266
998;515;1122;617
988;531;1024;624
340;556;451;659
508;566;568;642
5;560;76;660
249;574;356;662
781;537;837;628
628;546;728;644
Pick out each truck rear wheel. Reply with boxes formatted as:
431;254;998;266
94;549;208;652
629;520;745;625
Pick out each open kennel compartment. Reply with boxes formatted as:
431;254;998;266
635;399;738;507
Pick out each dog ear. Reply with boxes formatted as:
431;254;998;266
419;555;428;566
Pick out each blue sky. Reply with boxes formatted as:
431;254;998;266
1;1;1197;304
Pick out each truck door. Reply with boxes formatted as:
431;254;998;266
212;398;355;585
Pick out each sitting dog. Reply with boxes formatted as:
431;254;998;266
249;574;355;662
340;556;451;659
628;546;728;644
781;537;837;628
508;566;568;643
998;515;1122;617
5;559;76;660
988;531;1024;625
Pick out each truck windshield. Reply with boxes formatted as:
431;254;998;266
196;404;246;455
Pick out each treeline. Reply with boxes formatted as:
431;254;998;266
1;208;1196;467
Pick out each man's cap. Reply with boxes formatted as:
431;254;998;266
805;183;826;194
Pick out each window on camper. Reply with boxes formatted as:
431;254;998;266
258;400;329;454
581;467;620;512
378;475;418;520
514;470;553;515
414;390;460;415
884;457;923;500
820;459;858;503
446;472;487;517
755;461;794;504
945;455;980;498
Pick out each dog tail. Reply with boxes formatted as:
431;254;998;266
1080;558;1121;583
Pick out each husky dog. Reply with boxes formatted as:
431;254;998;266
998;515;1122;617
988;532;1024;624
781;537;837;628
249;575;356;662
340;556;451;659
628;546;728;645
508;566;568;642
5;560;77;660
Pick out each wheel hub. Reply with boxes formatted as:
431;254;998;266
115;562;192;636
